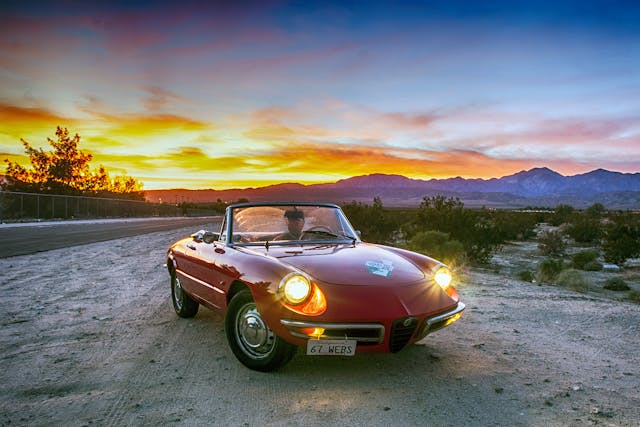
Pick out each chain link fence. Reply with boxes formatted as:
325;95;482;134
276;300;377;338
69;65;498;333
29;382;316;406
0;191;217;222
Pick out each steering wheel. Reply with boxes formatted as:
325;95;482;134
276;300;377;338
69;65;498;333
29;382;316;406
301;225;336;239
304;225;334;233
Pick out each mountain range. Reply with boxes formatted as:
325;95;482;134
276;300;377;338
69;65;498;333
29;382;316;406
144;167;640;209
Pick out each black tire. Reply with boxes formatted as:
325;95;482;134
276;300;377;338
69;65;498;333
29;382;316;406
171;272;199;318
225;289;297;372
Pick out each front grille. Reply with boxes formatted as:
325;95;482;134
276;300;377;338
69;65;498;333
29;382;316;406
389;317;418;353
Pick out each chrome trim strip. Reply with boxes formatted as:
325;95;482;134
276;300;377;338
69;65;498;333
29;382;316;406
280;319;385;343
176;269;225;294
426;302;465;327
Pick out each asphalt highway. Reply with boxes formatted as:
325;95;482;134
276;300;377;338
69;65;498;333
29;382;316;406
0;217;221;258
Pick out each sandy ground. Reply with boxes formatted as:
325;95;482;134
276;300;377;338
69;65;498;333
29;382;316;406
1;225;639;426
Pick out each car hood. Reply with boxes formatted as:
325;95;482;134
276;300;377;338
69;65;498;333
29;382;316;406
250;243;426;285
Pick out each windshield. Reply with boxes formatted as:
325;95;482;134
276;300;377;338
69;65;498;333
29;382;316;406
229;204;358;245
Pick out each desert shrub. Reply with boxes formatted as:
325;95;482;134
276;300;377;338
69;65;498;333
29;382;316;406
537;258;565;283
627;291;640;303
493;211;538;241
518;270;535;282
550;204;574;226
556;269;589;292
585;202;605;217
571;250;599;270
538;230;566;257
603;277;630;291
583;260;603;271
341;197;406;244
565;217;603;244
412;196;502;264
408;230;465;265
602;215;640;266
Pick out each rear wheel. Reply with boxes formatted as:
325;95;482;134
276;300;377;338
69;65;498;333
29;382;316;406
171;272;199;318
225;289;296;371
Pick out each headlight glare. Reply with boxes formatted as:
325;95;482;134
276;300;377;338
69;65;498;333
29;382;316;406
281;273;311;305
434;267;453;289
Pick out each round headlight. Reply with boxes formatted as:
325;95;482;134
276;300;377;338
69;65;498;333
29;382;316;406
281;273;311;305
434;266;452;289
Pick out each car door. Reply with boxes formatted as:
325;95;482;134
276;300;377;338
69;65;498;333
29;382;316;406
182;238;227;309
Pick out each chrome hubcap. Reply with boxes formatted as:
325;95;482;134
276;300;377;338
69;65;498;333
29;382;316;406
236;303;275;359
173;276;183;309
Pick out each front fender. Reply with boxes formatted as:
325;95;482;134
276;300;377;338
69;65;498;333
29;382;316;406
225;248;304;344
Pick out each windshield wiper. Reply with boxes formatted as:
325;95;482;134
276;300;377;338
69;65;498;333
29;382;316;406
304;229;354;240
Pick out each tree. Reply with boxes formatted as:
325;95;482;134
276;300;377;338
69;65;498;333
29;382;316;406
3;126;144;200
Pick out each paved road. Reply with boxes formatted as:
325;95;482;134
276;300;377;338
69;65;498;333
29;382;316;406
0;217;221;258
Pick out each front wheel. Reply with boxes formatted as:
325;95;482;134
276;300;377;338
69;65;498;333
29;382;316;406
171;272;199;318
225;289;297;371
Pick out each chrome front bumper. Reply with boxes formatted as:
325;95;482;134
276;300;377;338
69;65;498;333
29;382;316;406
280;301;465;346
420;301;466;337
280;319;385;344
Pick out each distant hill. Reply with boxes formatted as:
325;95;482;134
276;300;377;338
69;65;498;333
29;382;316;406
145;167;640;209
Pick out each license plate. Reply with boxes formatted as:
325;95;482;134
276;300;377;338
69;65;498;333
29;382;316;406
306;339;357;356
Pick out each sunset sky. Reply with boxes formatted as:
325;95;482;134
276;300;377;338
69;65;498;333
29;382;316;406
1;1;639;190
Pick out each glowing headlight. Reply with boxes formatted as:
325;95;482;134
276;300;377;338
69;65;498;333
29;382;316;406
280;273;311;305
434;267;453;289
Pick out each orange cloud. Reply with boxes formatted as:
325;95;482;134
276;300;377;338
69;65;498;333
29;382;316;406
0;102;82;149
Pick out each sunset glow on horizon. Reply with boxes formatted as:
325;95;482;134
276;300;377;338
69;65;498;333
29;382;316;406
1;1;639;190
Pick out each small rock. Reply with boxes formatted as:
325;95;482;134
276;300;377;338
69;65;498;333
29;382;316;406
494;387;504;394
383;406;391;411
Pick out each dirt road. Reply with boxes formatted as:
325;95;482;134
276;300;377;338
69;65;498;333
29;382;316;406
1;224;638;426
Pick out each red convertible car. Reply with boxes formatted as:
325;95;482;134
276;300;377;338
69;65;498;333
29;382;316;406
166;202;464;371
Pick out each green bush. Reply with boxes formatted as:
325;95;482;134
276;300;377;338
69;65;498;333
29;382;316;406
341;197;407;244
550;204;574;226
571;250;599;270
538;230;566;257
556;269;589;292
408;230;465;265
566;218;603;244
518;270;535;282
537;258;565;283
582;260;603;271
602;215;640;266
412;196;502;264
628;291;640;303
585;203;606;217
493;211;538;241
603;277;630;291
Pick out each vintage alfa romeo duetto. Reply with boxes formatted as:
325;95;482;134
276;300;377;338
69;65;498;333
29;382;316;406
166;202;465;371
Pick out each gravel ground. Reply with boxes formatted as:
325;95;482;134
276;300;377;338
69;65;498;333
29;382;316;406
1;225;638;426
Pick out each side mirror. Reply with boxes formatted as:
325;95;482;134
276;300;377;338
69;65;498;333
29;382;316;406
191;229;206;242
203;231;219;244
356;230;361;239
